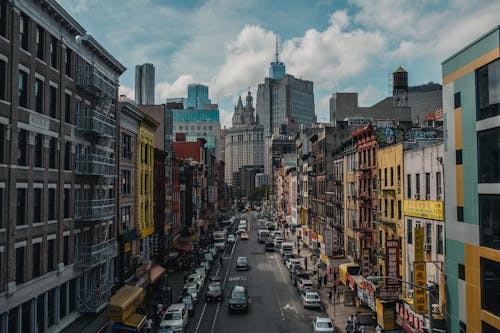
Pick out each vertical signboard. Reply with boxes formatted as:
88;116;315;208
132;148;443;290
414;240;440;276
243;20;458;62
332;228;338;253
361;248;371;277
301;208;307;225
385;239;400;285
324;229;333;256
413;227;427;313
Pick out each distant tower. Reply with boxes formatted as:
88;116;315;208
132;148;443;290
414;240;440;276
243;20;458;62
269;34;286;79
392;66;408;107
135;63;155;105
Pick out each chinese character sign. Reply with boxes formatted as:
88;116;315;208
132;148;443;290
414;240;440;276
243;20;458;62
414;227;425;263
385;239;400;285
414;262;428;313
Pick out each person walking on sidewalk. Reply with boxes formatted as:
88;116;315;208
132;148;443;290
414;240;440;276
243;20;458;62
298;247;301;256
144;316;153;333
327;289;333;303
323;273;328;287
304;257;308;271
345;321;353;333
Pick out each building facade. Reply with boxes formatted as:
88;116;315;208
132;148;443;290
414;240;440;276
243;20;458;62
186;84;210;109
343;137;358;261
134;63;155;105
0;0;126;331
442;26;500;333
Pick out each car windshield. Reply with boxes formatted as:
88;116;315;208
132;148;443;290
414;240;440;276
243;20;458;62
237;257;248;264
208;283;221;291
182;296;192;305
232;291;246;299
186;286;197;293
164;313;182;321
307;294;319;300
317;321;333;328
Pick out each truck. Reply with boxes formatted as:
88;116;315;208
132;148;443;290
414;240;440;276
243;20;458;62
213;230;227;251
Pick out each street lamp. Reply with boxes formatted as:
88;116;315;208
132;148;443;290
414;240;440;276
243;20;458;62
366;276;444;333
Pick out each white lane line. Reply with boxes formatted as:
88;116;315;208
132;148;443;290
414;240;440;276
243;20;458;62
210;237;238;333
274;251;287;283
194;302;207;332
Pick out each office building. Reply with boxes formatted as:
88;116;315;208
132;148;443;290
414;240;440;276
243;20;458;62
186;84;211;109
135;63;155;105
442;26;500;333
0;0;126;331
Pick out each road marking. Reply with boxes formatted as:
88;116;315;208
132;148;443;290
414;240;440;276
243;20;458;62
227;276;246;282
194;302;207;332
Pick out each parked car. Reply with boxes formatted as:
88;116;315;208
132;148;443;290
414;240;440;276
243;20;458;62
159;303;188;333
228;285;249;313
200;261;211;273
181;295;195;317
312;316;335;333
182;283;200;303
302;291;322;309
206;280;224;303
186;274;203;288
286;258;302;270
227;234;236;244
292;271;311;287
297;279;314;293
236;256;249;271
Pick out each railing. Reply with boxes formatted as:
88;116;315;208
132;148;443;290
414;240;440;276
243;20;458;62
75;153;115;176
79;283;112;313
76;239;117;268
76;66;117;98
75;198;115;221
76;108;116;138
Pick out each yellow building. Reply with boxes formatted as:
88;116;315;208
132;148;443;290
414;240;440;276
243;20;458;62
137;115;158;239
375;143;405;281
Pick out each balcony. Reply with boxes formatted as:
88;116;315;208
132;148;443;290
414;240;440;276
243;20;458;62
75;153;115;176
76;108;116;138
75;198;115;221
76;239;118;268
76;66;117;98
79;283;112;313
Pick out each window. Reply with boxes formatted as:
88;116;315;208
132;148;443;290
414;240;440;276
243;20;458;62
456;149;463;165
397;165;401;183
478;127;500;183
425;173;430;198
47;239;55;271
122;169;131;194
17;128;27;165
0;58;5;100
479;194;500;250
47;288;55;327
384;198;388;217
415;174;420;198
33;187;42;222
49;137;56;168
390;200;394;219
36;25;44;60
35;78;43;113
476;59;500;120
0;0;7;37
436;172;442;199
65;93;71;123
0;188;3;228
483;321;499;333
50;36;57;68
437;225;443;255
397;200;401;219
16;246;25;284
457;206;464;222
18;70;28;107
69;279;76;312
34;133;43;167
407;219;413;244
32;242;41;278
122;133;131;159
19;13;29;51
16;188;26;225
64;141;71;170
65;48;72;77
407;174;412;198
63;235;69;265
454;92;461;108
481;257;500;317
121;206;131;231
390;167;394;186
426;223;432;245
48;188;56;220
49;86;57;118
458;263;465;280
37;293;44;332
64;188;70;218
384;168;387;186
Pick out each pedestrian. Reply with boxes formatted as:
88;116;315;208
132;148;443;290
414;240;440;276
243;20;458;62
304;257;308;271
376;324;382;333
156;303;163;316
144;316;153;333
353;314;360;328
323;273;328;287
327;289;333;303
347;314;353;323
360;325;366;333
345;321;353;333
298;247;301;256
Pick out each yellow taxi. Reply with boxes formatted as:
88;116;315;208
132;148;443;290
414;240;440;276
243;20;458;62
240;232;249;240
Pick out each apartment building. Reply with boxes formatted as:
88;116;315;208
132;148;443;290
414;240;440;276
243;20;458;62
0;0;125;331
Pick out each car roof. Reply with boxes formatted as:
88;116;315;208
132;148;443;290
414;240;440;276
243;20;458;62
232;285;246;292
184;282;198;288
316;317;333;323
305;291;319;296
166;303;186;312
301;279;314;284
237;256;248;260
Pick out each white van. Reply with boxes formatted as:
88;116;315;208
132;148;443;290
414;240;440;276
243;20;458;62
257;229;271;243
281;242;294;256
160;303;188;332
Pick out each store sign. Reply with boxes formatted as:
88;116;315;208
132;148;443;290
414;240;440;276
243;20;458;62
378;286;399;301
324;229;334;256
361;249;370;277
396;302;426;331
358;285;376;311
301;209;307;225
385;239;400;285
404;199;444;220
414;262;428;314
414;227;425;263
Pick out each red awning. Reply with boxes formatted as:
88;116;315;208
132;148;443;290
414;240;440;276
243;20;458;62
172;239;192;252
150;264;166;284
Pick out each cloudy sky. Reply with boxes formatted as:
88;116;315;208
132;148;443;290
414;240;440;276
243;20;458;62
59;0;499;127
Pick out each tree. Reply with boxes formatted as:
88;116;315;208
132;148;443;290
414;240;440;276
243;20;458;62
248;184;270;202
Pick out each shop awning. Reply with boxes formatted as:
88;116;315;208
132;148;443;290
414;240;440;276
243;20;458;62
172;239;192;252
123;313;147;331
150;264;166;284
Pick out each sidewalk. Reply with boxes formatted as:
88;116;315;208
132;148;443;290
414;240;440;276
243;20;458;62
285;229;375;333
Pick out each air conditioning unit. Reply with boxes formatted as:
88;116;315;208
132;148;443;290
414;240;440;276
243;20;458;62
407;289;414;298
426;194;431;200
397;181;401;186
424;243;432;252
414;193;421;200
437;194;443;201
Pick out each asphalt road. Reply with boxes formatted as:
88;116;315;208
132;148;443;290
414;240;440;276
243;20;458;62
186;211;327;333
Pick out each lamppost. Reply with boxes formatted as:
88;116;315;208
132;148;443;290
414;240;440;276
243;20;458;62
366;276;444;333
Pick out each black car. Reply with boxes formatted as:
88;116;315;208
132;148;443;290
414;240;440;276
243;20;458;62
267;224;276;231
228;285;249;313
206;281;224;302
265;241;274;252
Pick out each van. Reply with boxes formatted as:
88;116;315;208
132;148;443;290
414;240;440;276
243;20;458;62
160;303;188;332
257;229;271;243
272;230;284;239
281;242;294;256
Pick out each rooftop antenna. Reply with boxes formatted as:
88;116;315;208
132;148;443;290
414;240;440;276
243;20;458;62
275;34;279;63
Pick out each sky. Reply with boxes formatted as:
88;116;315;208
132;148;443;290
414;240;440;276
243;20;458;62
59;0;500;128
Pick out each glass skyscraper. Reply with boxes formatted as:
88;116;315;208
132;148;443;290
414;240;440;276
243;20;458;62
135;63;155;105
187;84;211;109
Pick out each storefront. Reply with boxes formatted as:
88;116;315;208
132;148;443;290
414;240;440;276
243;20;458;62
357;279;377;312
395;302;427;333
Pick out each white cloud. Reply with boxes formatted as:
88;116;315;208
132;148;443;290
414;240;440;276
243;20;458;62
358;85;384;107
119;85;134;101
156;75;196;103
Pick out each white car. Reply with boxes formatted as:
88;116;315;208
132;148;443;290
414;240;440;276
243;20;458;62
160;303;188;333
227;234;236;244
302;291;322;309
312;316;335;333
186;274;203;288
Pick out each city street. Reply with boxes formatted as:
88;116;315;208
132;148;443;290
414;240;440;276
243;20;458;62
186;212;328;333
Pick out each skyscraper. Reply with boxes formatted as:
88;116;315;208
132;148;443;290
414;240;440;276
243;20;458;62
135;63;155;105
187;83;211;109
269;35;285;80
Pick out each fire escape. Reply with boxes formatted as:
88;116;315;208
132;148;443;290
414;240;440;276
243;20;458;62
74;60;118;313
